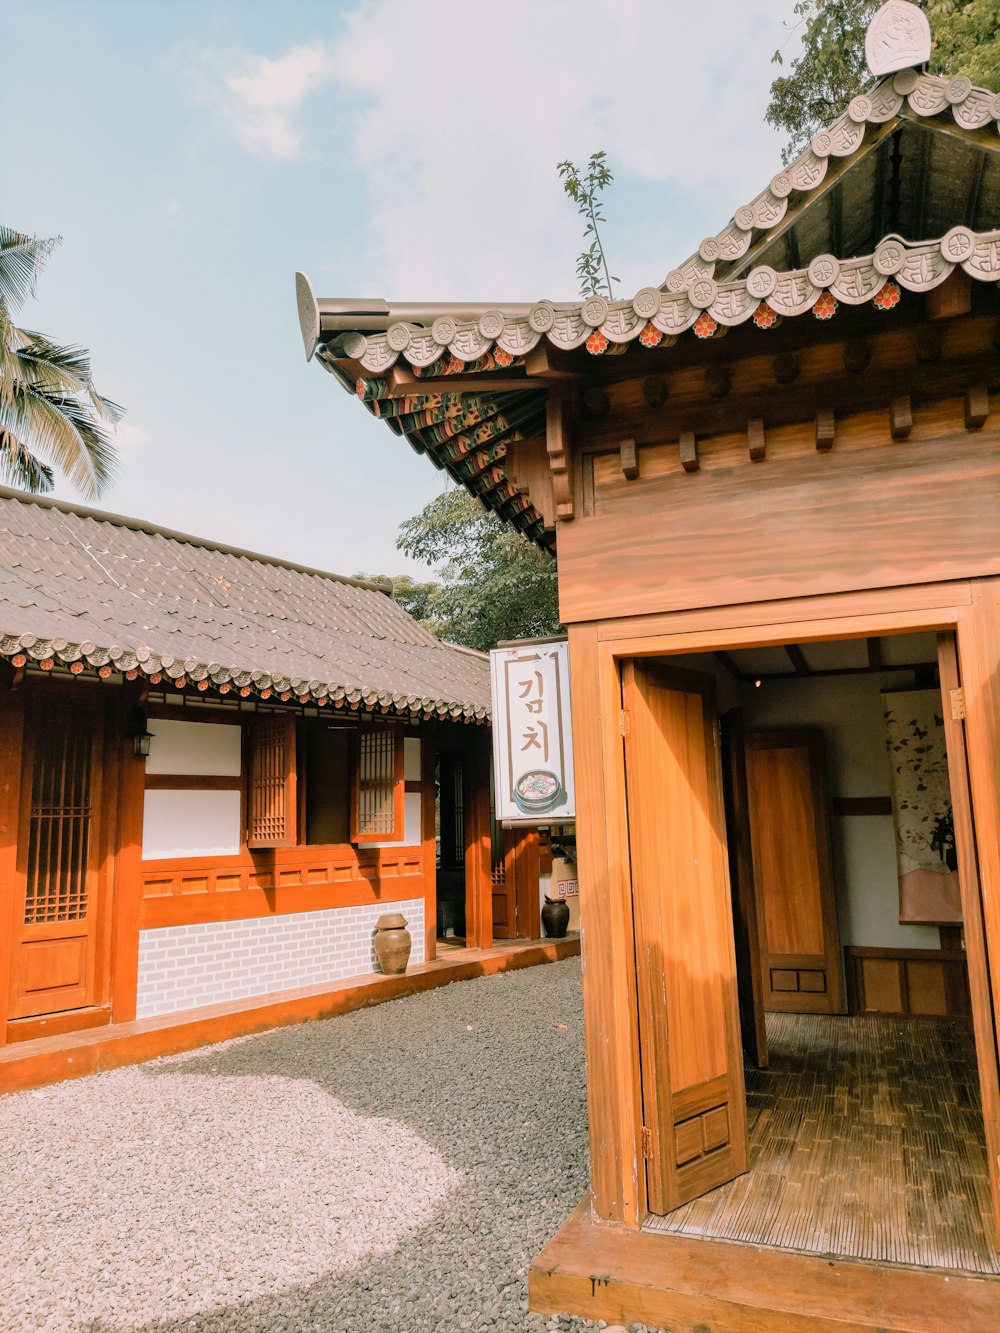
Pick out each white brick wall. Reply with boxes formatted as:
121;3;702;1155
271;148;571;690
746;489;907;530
135;899;425;1020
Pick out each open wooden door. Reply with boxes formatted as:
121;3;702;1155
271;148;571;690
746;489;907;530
623;661;748;1215
8;701;106;1020
722;710;768;1068
938;632;1000;1238
744;729;846;1014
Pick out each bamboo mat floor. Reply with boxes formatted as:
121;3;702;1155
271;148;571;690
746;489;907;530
645;1012;1000;1275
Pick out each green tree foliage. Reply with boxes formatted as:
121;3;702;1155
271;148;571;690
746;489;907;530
767;1;1000;163
0;227;120;498
556;151;619;298
376;489;561;653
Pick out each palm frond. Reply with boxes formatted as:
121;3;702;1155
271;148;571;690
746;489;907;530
0;381;119;500
0;227;60;314
0;429;55;492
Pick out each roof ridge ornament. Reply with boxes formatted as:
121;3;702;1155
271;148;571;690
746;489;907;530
865;1;931;78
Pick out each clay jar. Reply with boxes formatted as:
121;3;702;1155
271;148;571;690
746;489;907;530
541;895;570;939
373;912;412;974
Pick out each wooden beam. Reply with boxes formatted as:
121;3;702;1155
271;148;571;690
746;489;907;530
620;439;639;481
386;367;540;395
705;366;731;399
890;395;913;441
715;651;745;682
785;644;811;676
679;431;699;473
867;636;883;672
815;408;836;451
546;389;575;521
582;386;610;420
927;271;972;322
843;340;872;374
747;418;765;463
965;383;989;430
524;343;584;380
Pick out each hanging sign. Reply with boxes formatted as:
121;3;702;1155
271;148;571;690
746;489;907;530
490;640;575;823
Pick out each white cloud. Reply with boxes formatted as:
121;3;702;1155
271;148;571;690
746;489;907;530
203;1;793;294
322;0;792;299
214;41;336;160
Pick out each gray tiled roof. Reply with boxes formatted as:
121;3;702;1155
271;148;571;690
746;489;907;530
0;487;490;721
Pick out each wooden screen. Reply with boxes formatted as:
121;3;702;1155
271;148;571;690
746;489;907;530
623;661;748;1215
25;718;93;924
10;702;104;1020
247;714;296;848
351;727;404;843
744;730;845;1014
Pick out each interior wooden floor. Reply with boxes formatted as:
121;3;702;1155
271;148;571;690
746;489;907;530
645;1012;1000;1276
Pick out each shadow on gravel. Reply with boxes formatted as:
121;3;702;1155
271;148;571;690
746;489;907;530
128;959;593;1333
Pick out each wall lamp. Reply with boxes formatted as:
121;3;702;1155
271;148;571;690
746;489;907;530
127;706;154;759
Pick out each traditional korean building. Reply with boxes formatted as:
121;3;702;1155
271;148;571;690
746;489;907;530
297;5;1000;1326
0;486;564;1075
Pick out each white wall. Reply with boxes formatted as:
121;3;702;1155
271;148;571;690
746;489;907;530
142;789;242;859
142;717;243;860
146;718;241;775
740;672;940;949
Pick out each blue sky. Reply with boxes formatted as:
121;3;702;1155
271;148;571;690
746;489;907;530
5;0;793;579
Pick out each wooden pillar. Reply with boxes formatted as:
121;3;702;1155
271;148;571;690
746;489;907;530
463;727;493;951
0;685;25;1046
568;624;644;1227
108;686;147;1024
956;577;1000;1235
421;725;438;963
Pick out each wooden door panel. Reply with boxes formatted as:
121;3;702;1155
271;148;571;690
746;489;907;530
721;710;768;1068
745;730;845;1014
9;703;104;1020
624;662;748;1215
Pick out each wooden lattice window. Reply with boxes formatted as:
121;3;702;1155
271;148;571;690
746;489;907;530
24;710;95;924
350;726;404;843
247;714;297;848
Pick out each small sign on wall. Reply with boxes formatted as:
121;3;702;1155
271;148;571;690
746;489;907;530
490;639;575;824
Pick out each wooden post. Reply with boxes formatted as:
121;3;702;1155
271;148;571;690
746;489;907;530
568;624;644;1227
955;577;1000;1235
0;687;25;1046
463;728;493;951
109;687;147;1024
421;726;438;963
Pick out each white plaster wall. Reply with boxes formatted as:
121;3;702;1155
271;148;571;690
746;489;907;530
145;718;241;775
370;738;422;847
741;672;940;949
135;898;426;1019
142;790;242;860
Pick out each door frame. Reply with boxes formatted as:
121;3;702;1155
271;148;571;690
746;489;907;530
571;581;1000;1233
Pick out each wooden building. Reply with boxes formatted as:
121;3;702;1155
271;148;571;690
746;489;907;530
298;9;1000;1326
0;485;551;1055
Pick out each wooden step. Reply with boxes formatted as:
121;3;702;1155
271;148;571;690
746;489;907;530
529;1199;1000;1332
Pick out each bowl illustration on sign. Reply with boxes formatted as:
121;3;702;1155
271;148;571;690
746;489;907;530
513;768;565;814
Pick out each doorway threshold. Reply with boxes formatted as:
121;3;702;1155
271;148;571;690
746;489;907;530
530;1199;1000;1332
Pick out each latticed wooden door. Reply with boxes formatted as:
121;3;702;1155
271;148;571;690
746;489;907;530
9;702;105;1020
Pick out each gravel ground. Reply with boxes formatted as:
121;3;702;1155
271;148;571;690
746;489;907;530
0;958;663;1333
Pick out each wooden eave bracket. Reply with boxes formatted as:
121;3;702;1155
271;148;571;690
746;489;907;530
546;391;576;521
679;431;699;473
620;439;639;481
815;408;836;451
747;419;766;463
890;395;913;441
965;383;989;430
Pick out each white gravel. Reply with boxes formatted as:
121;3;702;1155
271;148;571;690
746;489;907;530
0;958;664;1332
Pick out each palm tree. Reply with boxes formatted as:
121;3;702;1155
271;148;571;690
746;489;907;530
0;226;120;499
